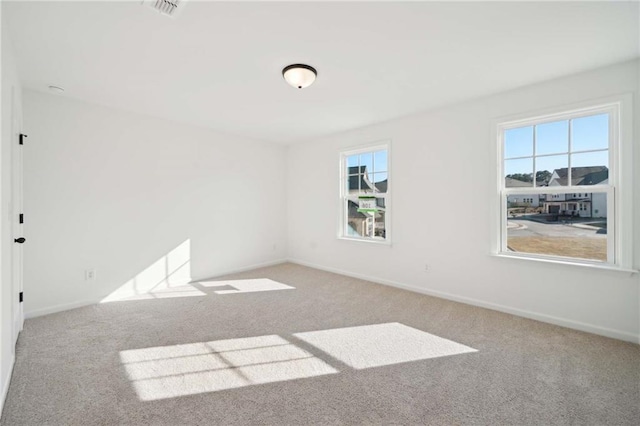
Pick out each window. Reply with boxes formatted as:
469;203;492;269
339;143;389;243
498;100;632;268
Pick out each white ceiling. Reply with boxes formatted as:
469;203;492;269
5;1;639;144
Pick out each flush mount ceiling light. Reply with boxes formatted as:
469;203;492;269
141;0;187;18
282;64;317;89
48;85;65;94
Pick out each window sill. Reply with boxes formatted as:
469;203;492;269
492;252;638;275
338;236;392;246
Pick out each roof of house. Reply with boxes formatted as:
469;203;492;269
550;166;608;186
505;177;533;188
348;166;371;192
374;179;388;193
348;166;387;193
347;199;367;219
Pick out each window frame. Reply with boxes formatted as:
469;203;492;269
495;96;634;270
338;141;391;245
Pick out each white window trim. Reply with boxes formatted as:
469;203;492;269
492;94;635;272
338;141;391;245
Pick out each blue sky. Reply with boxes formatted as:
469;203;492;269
504;113;609;177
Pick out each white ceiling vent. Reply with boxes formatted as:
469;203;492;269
141;0;187;18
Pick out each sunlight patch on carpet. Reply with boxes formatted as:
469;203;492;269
197;278;295;294
294;322;477;370
120;335;336;401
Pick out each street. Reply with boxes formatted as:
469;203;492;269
508;219;605;239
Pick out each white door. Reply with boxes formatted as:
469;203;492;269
11;85;24;343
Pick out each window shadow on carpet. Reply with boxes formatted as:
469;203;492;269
120;323;476;401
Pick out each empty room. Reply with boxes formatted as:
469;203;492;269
1;1;639;425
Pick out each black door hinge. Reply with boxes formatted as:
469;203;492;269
19;214;24;224
19;292;23;303
19;134;27;145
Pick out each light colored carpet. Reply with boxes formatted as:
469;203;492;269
2;263;639;425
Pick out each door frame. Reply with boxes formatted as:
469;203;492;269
10;84;24;344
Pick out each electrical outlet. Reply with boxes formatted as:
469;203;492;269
424;264;429;272
85;269;96;281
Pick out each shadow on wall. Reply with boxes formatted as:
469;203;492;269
100;240;204;303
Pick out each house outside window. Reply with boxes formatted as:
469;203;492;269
339;143;390;243
498;99;633;268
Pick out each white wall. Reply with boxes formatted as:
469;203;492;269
22;91;287;316
287;60;640;343
0;4;23;412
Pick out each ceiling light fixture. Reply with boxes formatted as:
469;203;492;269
282;64;317;89
141;0;187;18
48;85;65;94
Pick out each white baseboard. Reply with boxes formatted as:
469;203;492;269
24;258;289;319
287;258;640;344
25;298;99;319
23;256;638;344
0;354;15;417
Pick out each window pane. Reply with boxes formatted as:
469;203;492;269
506;192;607;262
359;153;373;174
347;174;362;193
571;151;609;186
536;120;568;155
572;113;609;152
534;168;553;186
538;155;568;186
373;210;387;239
370;172;388;193
506;193;541;210
346;200;366;237
505;158;533;187
373;150;388;173
347;164;362;178
504;126;533;159
347;155;359;168
361;173;375;193
346;199;386;239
